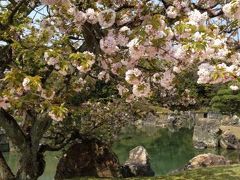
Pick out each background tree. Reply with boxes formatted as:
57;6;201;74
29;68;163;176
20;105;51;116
210;84;240;115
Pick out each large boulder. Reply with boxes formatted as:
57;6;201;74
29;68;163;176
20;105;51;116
220;126;240;139
55;138;121;179
220;132;239;149
193;118;221;148
219;126;240;149
121;146;154;177
185;153;229;170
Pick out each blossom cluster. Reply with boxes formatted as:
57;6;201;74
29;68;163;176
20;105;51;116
48;104;68;122
3;0;240;124
41;0;117;30
197;61;240;92
197;63;239;84
166;0;190;19
96;8;233;97
2;69;69;121
0;96;10;110
223;0;240;20
159;70;175;90
125;68;151;97
41;1;233;97
72;52;96;73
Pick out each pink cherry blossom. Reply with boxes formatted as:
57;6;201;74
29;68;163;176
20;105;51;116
0;97;10;110
100;35;119;55
22;77;31;91
98;9;116;29
160;70;175;90
86;8;98;24
132;82;151;97
125;68;142;85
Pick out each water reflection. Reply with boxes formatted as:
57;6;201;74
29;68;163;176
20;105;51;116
112;126;240;176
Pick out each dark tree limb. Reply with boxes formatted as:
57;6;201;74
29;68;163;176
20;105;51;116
0;0;26;30
81;23;102;54
30;114;52;151
39;130;81;153
39;141;69;152
7;0;26;25
0;108;27;152
0;0;40;31
115;4;134;12
161;0;169;8
0;45;13;78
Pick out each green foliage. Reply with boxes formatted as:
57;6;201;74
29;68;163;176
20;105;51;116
166;67;219;110
211;85;240;115
90;81;119;100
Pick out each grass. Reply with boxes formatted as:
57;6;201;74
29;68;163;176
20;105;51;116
159;164;240;180
126;165;240;179
71;164;240;180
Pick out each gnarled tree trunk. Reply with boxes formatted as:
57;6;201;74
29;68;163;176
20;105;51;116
0;108;51;180
16;147;45;180
17;114;51;180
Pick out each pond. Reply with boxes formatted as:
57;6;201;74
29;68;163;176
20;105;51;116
3;126;239;179
112;126;239;175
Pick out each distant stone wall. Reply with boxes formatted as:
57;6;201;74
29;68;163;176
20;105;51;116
133;110;240;149
192;112;240;149
133;110;240;130
133;111;196;129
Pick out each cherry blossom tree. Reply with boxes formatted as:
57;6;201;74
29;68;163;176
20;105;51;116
1;0;240;179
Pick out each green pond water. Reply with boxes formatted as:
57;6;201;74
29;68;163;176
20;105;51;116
3;126;239;179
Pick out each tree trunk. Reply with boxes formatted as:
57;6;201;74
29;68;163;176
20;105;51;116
16;115;50;180
16;147;45;180
0;109;51;180
0;151;15;180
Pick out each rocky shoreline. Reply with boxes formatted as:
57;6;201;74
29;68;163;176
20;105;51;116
128;110;240;178
133;110;240;150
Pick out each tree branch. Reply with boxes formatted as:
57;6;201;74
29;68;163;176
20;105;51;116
30;114;52;151
115;4;134;12
161;0;169;8
39;130;81;152
0;108;27;151
7;0;26;25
